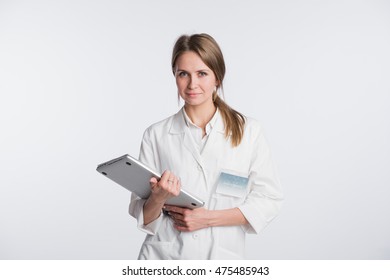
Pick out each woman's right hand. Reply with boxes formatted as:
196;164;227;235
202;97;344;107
143;170;181;225
149;170;181;204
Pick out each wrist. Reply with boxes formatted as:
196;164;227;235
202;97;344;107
207;210;219;227
207;208;247;227
148;193;168;205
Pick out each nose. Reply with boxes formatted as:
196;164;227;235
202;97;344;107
187;75;198;89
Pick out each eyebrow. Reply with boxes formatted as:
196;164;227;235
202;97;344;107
176;69;210;72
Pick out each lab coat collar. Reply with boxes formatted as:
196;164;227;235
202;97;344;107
169;107;225;135
169;107;226;171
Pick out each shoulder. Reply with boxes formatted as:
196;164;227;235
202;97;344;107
240;116;272;152
143;109;182;136
243;116;265;137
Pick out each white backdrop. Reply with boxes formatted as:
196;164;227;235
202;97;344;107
1;0;389;259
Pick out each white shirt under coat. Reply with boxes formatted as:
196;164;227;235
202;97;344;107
129;107;283;260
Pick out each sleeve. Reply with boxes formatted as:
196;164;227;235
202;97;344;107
128;127;164;235
238;123;284;234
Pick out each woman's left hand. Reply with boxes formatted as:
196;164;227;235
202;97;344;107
163;205;211;232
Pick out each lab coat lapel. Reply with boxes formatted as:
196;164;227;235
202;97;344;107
170;108;203;167
183;126;203;166
201;110;226;159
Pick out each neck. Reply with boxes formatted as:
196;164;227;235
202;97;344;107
184;103;217;129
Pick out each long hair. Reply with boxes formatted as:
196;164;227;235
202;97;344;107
171;33;246;147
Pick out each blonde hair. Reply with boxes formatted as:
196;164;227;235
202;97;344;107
171;33;246;147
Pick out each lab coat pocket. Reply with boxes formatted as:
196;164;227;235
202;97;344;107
138;241;173;260
212;170;249;209
214;226;246;259
216;170;249;196
138;217;179;259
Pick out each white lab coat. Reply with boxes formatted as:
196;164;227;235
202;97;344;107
129;108;283;259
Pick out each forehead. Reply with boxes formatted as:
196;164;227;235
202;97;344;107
175;51;210;70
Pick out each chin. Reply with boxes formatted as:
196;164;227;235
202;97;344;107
184;101;199;106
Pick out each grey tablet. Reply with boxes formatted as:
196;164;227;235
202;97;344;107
96;154;204;209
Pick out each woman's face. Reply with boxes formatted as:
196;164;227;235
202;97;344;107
174;51;218;108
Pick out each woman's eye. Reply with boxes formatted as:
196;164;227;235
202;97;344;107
199;72;207;77
178;72;187;77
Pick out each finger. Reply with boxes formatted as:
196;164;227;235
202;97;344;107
173;178;181;196
177;177;181;188
150;181;159;192
167;174;178;189
164;205;185;214
167;177;175;189
163;205;177;212
172;217;185;226
174;224;189;232
168;211;183;220
149;177;158;187
160;170;171;185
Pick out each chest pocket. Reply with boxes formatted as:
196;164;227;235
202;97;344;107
211;170;250;210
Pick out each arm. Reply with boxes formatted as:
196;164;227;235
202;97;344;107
143;171;181;225
129;169;181;234
129;128;180;234
163;205;248;232
238;123;284;234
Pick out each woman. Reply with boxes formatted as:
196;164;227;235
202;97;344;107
129;33;283;259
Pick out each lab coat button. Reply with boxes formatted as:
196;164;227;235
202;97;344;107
192;233;199;239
